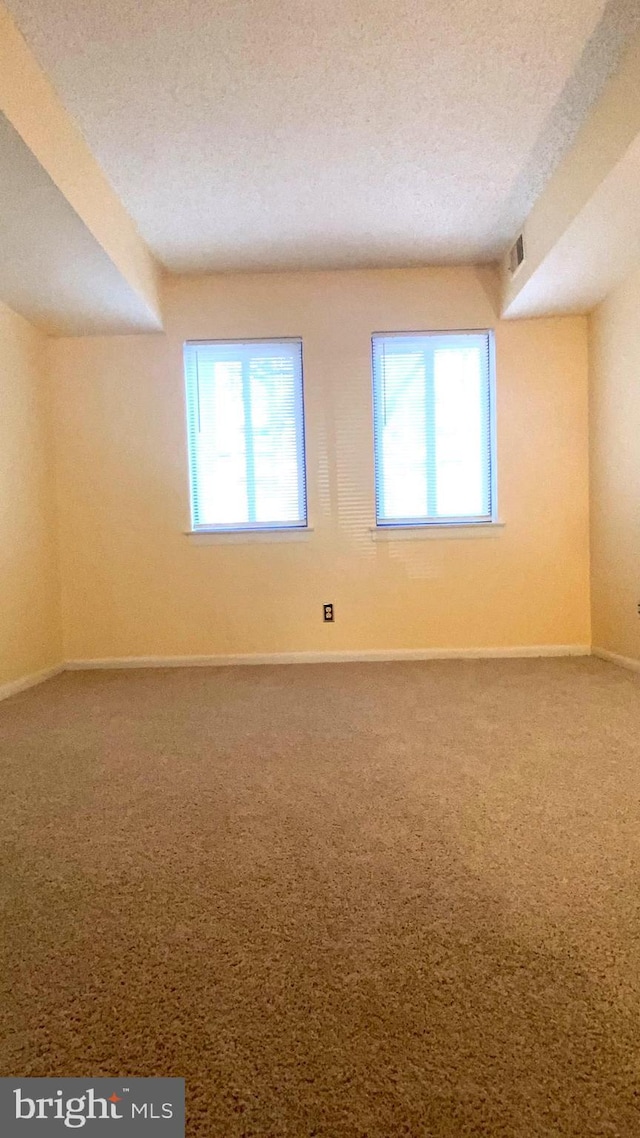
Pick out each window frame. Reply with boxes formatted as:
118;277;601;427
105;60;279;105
371;328;498;529
184;337;309;534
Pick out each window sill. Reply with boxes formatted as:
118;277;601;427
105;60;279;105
185;527;314;545
370;522;505;541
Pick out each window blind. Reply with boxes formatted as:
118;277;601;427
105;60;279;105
184;339;307;530
372;331;495;526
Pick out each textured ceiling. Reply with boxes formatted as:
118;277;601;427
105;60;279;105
5;0;639;273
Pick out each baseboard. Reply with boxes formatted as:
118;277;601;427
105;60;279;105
65;644;591;671
592;647;640;674
0;663;64;702
0;649;593;695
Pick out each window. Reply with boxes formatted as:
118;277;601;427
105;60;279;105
372;331;496;527
184;339;307;531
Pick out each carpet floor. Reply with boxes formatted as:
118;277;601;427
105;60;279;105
1;657;640;1136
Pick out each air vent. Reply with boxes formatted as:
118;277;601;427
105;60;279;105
509;233;525;275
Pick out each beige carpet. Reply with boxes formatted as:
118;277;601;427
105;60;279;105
1;658;640;1136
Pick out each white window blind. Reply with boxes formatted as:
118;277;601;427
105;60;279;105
184;339;307;531
372;331;496;526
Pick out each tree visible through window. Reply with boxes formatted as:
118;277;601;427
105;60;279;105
372;332;495;525
184;340;307;530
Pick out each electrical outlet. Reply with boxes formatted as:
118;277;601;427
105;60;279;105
637;601;640;617
323;603;334;622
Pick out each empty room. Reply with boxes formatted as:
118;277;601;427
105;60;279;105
2;0;640;1134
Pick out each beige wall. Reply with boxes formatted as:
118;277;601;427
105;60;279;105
589;265;640;661
0;3;162;329
0;301;61;685
49;267;591;662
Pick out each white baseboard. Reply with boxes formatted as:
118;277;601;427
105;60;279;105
0;663;64;702
65;644;591;671
0;649;592;698
592;647;640;674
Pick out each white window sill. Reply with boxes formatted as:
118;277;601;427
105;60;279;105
185;527;314;545
370;522;505;541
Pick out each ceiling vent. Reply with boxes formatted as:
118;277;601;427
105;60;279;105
509;233;525;275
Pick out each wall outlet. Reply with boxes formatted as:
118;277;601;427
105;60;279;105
637;601;640;616
323;603;334;622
